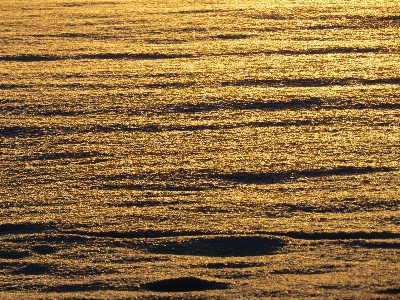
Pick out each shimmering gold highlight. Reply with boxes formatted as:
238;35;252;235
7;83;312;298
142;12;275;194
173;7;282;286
0;0;399;298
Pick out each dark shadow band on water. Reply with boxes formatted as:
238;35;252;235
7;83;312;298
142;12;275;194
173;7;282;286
2;98;399;118
350;102;400;110
169;8;235;15
0;84;30;89
144;235;287;257
376;288;400;295
101;183;216;191
265;47;393;55
17;151;103;162
211;166;394;184
0;250;31;259
9;77;396;92
0;99;323;118
263;231;400;240
345;240;400;249
0;53;193;62
0;126;47;138
0;222;56;235
63;229;216;239
0;280;134;293
221;78;400;87
141;277;229;292
220;47;397;56
92;166;394;192
44;282;126;293
211;34;252;40
164;98;323;113
266;198;399;214
0;120;315;138
54;231;286;258
378;15;400;21
271;264;342;275
0;47;395;62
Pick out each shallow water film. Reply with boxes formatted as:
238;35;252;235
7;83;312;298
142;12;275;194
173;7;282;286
1;0;399;299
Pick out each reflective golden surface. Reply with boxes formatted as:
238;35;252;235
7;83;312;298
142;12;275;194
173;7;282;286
0;0;399;298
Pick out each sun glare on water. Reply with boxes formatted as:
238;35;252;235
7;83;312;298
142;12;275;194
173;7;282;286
0;0;399;298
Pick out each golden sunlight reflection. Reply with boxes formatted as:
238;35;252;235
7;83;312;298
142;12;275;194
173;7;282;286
0;0;399;298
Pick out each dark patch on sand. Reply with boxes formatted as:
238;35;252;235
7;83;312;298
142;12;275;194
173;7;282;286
146;235;286;257
141;277;229;292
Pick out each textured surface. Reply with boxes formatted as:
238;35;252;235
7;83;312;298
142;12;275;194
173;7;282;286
0;0;399;298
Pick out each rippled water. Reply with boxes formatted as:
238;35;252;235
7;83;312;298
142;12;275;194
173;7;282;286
1;0;399;298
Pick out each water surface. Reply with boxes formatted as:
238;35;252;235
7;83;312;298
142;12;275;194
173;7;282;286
0;0;399;298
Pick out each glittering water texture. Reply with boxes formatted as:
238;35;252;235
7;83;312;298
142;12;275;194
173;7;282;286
0;0;399;299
